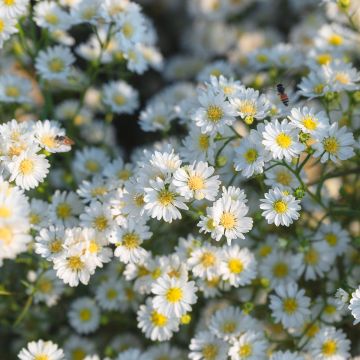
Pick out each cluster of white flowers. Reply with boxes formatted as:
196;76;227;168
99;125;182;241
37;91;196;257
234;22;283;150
1;0;360;359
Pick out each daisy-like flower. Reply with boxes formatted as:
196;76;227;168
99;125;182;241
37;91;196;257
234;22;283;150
308;326;350;360
324;61;360;92
110;219;151;264
262;119;305;161
95;278;123;311
102;80;139;114
29;199;49;230
288;107;329;135
70;0;101;25
192;88;236;135
18;340;64;360
151;275;198;317
0;14;18;48
68;297;100;334
35;45;75;81
260;188;301;226
297;69;330;99
349;286;360;325
228;331;268;360
234;127;270;178
33;1;71;31
219;245;257;287
144;178;188;223
0;0;28;18
49;191;83;227
187;244;222;280
139;100;176;132
334;288;349;312
7;147;50;190
35;226;65;261
189;331;229;360
269;282;311;329
313;123;355;163
229;87;270;125
172;161;220;201
264;165;302;190
208;193;253;244
137;298;180;342
0;74;32;104
315;223;350;257
208;75;243;99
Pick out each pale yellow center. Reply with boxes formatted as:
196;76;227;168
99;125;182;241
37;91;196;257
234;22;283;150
276;133;292;148
134;194;145;207
45;13;59;25
79;308;91;321
202;344;218;360
228;258;244;274
256;54;268;63
88;241;99;254
273;200;287;213
56;203;71;219
113;94;126;105
158;189;174;206
34;355;49;360
335;72;350;84
0;207;11;218
4;0;15;5
201;252;216;267
122;22;134;38
0;226;12;245
0;20;4;33
328;34;343;46
220;212;236;229
188;175;204;191
68;256;83;270
325;233;337;246
238;101;256;116
85;160;100;173
91;187;107;197
48;58;65;73
49;240;62;253
273;262;289;278
5;86;20;97
41;135;56;148
38;278;53;293
165;287;183;303
222;321;236;333
283;298;298;314
244;148;258;164
106;288;117;300
93;216;108;231
206;105;223;123
314;84;324;94
322;340;337;356
122;233;139;249
19;159;34;175
118;169;131;180
276;171;292;186
238;343;253;358
317;53;332;65
259;245;272;257
323;137;339;154
198;134;210;151
302;116;317;130
324;304;337;315
151;310;168;327
30;213;41;225
304;248;319;265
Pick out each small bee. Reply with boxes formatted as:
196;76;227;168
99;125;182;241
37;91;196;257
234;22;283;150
276;83;289;107
55;135;75;146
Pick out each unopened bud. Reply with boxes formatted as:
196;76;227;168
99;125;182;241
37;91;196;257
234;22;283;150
243;302;254;315
299;131;310;143
337;0;350;10
244;116;254;125
294;187;306;199
181;314;191;324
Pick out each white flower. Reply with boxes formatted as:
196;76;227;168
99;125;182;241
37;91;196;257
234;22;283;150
7;147;50;190
68;297;100;334
35;45;75;81
0;0;28;18
229;87;270;124
269;282;311;329
34;1;71;31
95;278;123;311
137;298;180;341
308;326;350;360
189;331;229;360
70;0;101;25
102;80;139;114
262;119;305;161
18;340;64;360
260;188;301;226
172;161;220;201
324;60;360;92
297;69;330;99
192;88;236;135
139;100;176;132
35;226;65;261
264;164;302;190
288;106;329;135
219;245;257;287
0;74;32;104
313;123;355;163
151;275;198;317
228;331;268;360
144;178;188;223
0;14;18;48
334;288;349;312
349;286;360;325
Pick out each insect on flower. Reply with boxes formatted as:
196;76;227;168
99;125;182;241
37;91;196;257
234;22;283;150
276;83;289;106
55;135;75;146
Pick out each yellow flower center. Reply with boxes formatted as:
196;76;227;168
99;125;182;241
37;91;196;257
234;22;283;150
273;200;287;213
273;262;289;278
49;240;62;253
198;134;210;151
276;133;292;149
151;310;168;327
122;22;134;38
222;321;236;333
91;187;107;197
45;13;59;25
276;171;292;186
304;248;319;265
19;159;34;175
256;54;268;63
302;116;317;130
41;135;56;148
206;277;220;288
305;323;320;337
118;169;131;180
223;86;234;95
0;206;11;218
239;101;256;117
113;94;126;105
324;304;336;315
0;20;4;33
244;148;258;164
134;194;145;207
5;86;20;97
82;8;96;20
238;343;253;358
206;105;223;123
201;252;216;267
314;84;324;94
38;278;53;293
283;298;298;314
188;175;204;191
323;137;339;154
0;226;13;245
165;287;183;303
325;233;337;246
30;213;41;225
210;69;221;77
56;203;71;219
228;258;244;274
48;58;65;73
335;72;350;84
68;256;83;270
259;245;272;257
328;34;343;46
317;53;332;65
220;212;236;229
4;0;15;5
154;115;166;125
85;160;100;173
322;340;338;356
79;308;91;321
202;344;219;360
106;288;117;300
158;189;175;206
34;355;49;360
206;218;216;230
93;216;108;231
122;233;140;249
88;241;99;254
152;267;162;279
